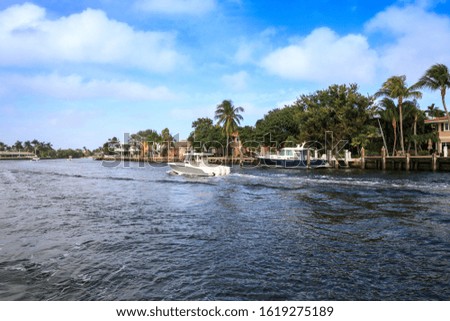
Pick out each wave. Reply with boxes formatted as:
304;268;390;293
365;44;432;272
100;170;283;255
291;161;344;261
231;170;450;196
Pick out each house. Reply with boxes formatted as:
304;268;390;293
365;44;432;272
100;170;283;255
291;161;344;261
173;140;189;160
424;116;450;155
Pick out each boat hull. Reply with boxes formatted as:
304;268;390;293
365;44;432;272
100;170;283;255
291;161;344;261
258;157;330;169
169;163;230;176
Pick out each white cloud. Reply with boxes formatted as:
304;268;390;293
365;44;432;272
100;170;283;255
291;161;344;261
0;3;184;72
260;27;378;84
134;0;216;15
221;71;249;91
1;73;176;101
234;28;278;65
365;3;450;81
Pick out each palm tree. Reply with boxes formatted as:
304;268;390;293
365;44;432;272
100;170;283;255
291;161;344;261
403;100;423;155
23;141;32;152
375;75;422;155
13;140;23;152
214;100;244;160
414;63;450;125
379;98;398;156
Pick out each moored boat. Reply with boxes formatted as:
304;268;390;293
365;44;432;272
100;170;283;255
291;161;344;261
258;143;330;169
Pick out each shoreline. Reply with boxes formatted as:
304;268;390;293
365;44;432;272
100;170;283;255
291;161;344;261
93;154;450;172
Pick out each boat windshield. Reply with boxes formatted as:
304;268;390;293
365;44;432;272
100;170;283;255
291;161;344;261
184;153;209;165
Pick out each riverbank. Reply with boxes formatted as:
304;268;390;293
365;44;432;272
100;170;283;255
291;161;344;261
93;153;450;171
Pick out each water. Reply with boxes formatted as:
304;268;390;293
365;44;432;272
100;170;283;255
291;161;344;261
0;159;449;300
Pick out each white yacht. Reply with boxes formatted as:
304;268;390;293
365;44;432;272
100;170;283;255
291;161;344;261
258;143;330;169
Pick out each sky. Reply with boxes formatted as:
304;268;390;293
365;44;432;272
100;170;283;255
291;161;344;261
1;0;450;149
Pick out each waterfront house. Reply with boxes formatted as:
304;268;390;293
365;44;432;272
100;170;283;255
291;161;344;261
424;116;450;154
0;151;35;159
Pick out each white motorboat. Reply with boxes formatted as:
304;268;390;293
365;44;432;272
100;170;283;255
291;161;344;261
169;152;230;177
258;143;330;169
31;156;40;161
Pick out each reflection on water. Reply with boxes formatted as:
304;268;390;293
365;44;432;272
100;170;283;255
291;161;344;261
0;159;449;300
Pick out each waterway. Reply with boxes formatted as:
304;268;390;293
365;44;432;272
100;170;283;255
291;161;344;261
0;159;449;300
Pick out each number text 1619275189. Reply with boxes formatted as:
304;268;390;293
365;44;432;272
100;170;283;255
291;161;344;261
259;306;334;317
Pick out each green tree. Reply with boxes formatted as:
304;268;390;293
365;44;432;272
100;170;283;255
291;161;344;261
425;103;445;118
378;98;398;156
414;63;450;126
103;137;119;155
13;140;23;151
375;75;422;155
214;100;244;159
160;128;173;157
188;117;223;152
23;141;32;152
403;100;425;155
237;125;257;144
132;129;161;142
295;84;375;154
255;106;301;146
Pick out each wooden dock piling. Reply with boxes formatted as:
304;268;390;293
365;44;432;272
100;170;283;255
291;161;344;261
381;147;386;170
360;147;365;169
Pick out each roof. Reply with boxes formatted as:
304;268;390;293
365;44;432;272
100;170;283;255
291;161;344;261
424;116;450;124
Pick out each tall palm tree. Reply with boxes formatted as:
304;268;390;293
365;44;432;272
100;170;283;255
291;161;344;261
214;100;244;160
403;100;423;155
379;98;398;156
375;75;422;155
23;141;32;152
414;63;450;126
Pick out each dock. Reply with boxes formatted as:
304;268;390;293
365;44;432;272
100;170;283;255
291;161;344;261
0;151;35;160
344;147;450;171
360;155;450;171
95;150;450;171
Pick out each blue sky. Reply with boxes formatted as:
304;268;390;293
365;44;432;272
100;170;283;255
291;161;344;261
1;0;450;149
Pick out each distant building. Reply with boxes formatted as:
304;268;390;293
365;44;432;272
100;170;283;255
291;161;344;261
173;140;189;159
0;151;35;159
425;116;450;154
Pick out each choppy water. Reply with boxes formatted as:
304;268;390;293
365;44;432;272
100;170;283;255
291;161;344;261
0;159;449;300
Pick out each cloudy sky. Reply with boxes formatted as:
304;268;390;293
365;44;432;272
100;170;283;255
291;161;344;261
1;0;450;149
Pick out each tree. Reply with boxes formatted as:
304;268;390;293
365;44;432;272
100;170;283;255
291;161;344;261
103;137;120;155
414;63;450;126
13;140;23;151
255;106;301;146
378;98;398;156
214;100;244;159
425;103;445;118
375;75;422;155
295;84;375;154
188;117;223;152
132;129;161;143
160;128;173;157
23;141;32;152
403;100;424;155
